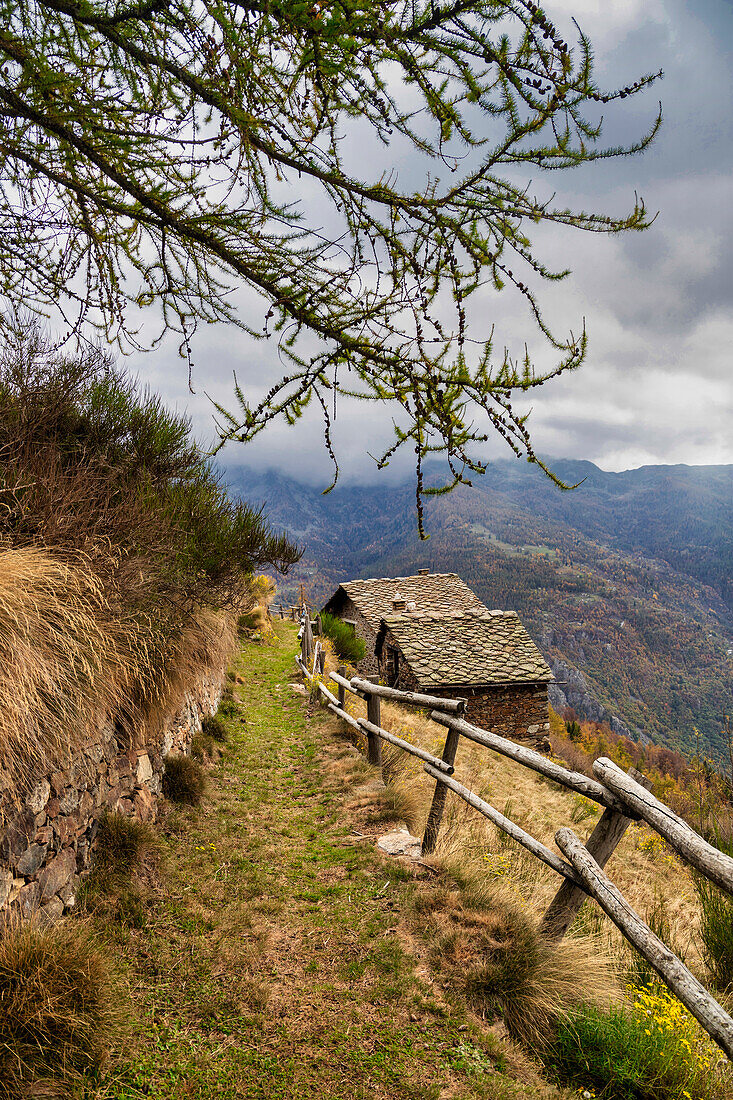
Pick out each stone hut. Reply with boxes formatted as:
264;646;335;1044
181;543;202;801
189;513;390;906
322;571;485;677
374;607;552;744
323;571;552;745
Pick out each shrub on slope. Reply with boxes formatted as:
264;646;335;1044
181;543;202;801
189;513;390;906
0;322;299;793
0;321;299;615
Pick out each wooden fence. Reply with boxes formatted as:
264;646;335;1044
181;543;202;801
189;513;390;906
294;608;733;1059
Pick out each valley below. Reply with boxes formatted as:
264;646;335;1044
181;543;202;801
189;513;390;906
229;459;733;762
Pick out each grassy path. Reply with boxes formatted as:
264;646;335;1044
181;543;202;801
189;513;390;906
89;624;565;1100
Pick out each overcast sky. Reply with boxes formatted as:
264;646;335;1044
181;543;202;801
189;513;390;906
131;0;733;486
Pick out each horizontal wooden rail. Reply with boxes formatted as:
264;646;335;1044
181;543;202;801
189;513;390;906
328;669;466;715
317;681;340;708
431;712;630;816
594;757;733;897
330;670;353;691
557;827;733;1061
351;678;466;714
326;701;361;731
359;719;455;775
423;765;585;887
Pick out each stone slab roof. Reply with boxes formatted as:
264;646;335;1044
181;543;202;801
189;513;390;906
380;609;553;688
330;572;485;631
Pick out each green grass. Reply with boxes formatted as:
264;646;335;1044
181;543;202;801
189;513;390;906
79;623;570;1100
545;996;722;1100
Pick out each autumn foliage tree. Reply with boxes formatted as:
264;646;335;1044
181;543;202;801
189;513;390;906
0;1;661;527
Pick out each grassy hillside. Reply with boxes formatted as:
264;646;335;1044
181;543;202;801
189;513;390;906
9;621;731;1098
228;464;732;761
74;621;578;1100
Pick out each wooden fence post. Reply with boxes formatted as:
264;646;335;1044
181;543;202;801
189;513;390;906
365;692;382;768
315;612;322;637
317;648;326;676
422;727;461;854
304;613;314;664
337;666;346;710
540;766;652;940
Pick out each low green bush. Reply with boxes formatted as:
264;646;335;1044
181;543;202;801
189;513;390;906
545;984;726;1100
81;812;162;926
217;697;242;720
163;753;206;805
191;730;215;761
202;713;229;743
92;811;161;883
321;612;365;664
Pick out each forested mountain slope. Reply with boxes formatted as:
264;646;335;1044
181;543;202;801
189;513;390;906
227;461;733;761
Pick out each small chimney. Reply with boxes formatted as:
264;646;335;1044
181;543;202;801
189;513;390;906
392;589;406;612
418;568;429;575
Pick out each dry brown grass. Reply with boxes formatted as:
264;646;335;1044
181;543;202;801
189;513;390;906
0;918;126;1099
426;886;619;1048
237;575;277;641
0;546;237;799
127;606;237;753
0;547;133;795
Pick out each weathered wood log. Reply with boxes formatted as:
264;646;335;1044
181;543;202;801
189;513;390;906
423;765;585;886
317;681;340;708
304;612;314;664
326;701;362;731
431;712;629;815
296;654;310;679
337;666;346;709
365;692;382;768
358;719;455;775
310;640;320;677
317;647;326;676
350;678;466;714
422;728;461;854
556;826;733;1061
594;757;733;897
541;766;652;940
331;670;353;692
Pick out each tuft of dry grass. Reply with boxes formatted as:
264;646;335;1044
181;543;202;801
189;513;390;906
373;783;426;833
0;546;238;799
91;812;162;885
0;547;133;795
237;575;277;641
163;754;206;805
420;880;619;1051
0;919;127;1099
81;812;163;927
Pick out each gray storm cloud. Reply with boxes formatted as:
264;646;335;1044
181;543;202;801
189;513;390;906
124;0;732;484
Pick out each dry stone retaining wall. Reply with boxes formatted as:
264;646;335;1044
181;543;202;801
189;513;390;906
0;672;224;926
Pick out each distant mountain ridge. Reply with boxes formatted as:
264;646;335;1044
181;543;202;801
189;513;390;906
226;459;733;760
